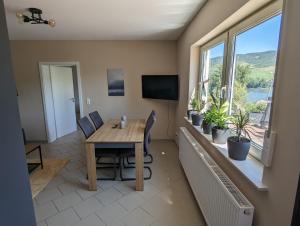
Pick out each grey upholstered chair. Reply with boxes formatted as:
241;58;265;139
77;116;119;180
89;111;104;130
126;110;156;164
120;112;156;180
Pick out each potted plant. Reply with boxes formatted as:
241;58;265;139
202;110;214;134
210;93;231;144
227;110;251;161
190;94;204;126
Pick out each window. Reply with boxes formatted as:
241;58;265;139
198;2;282;160
199;35;227;107
229;14;282;154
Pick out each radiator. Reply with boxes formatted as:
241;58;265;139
179;127;254;226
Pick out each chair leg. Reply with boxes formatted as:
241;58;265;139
145;154;153;164
120;157;152;181
94;156;119;180
126;153;153;164
97;156;119;166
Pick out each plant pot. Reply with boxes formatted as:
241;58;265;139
227;136;251;161
202;121;213;134
211;127;229;144
191;113;203;126
187;110;195;120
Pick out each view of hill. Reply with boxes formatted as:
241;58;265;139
211;50;277;68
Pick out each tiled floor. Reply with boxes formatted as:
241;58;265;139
33;131;206;226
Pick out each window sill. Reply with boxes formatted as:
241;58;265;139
184;117;268;191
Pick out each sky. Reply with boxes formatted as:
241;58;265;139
210;13;282;58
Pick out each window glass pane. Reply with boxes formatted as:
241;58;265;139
200;42;225;106
230;14;282;148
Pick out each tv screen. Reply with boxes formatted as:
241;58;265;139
142;75;178;100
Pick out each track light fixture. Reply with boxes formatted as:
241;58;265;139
16;8;56;28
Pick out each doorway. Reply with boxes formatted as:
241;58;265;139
39;62;83;142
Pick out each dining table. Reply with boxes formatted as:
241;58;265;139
85;119;145;191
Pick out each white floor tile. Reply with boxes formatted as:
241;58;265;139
72;214;105;226
122;208;154;226
35;187;62;205
76;187;102;200
35;202;58;222
96;203;128;225
113;181;135;195
73;197;105;219
118;192;145;211
140;195;173;218
53;192;82;211
46;208;80;226
96;187;123;206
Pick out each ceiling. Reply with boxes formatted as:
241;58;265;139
4;0;207;40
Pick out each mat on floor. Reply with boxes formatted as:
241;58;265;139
29;159;69;198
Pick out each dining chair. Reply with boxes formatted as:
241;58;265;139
77;116;119;180
120;112;156;181
88;111;116;166
89;111;104;130
126;110;156;165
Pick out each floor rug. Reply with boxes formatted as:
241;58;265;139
29;159;69;198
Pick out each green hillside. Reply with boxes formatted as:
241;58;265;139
211;50;277;68
236;50;277;68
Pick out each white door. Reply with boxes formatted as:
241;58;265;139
50;66;77;138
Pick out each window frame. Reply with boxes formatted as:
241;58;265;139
197;1;282;161
198;33;228;106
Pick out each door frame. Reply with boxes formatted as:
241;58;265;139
39;62;83;143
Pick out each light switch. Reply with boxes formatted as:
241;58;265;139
87;98;91;105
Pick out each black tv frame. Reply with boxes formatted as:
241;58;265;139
141;75;179;101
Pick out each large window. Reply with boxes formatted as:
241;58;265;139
229;14;282;151
198;2;282;159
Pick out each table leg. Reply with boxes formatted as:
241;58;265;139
135;142;144;191
86;143;97;191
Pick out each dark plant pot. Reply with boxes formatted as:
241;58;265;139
191;113;203;126
227;136;251;161
202;121;213;134
211;127;229;144
187;110;195;120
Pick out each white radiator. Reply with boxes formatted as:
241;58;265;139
179;127;254;226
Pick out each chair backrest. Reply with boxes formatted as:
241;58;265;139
144;113;156;154
89;111;104;130
146;110;156;143
77;117;95;139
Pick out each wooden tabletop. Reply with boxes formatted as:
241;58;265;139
86;119;145;143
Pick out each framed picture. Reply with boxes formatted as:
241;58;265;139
107;68;124;96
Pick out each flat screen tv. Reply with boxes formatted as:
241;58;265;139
142;75;178;100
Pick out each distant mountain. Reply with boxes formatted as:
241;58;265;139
211;50;277;68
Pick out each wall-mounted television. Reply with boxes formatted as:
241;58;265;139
142;75;178;100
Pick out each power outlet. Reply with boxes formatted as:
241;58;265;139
86;98;91;105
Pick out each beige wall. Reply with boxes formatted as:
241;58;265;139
11;41;177;141
177;0;300;225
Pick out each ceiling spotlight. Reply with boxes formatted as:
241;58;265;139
16;8;56;28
